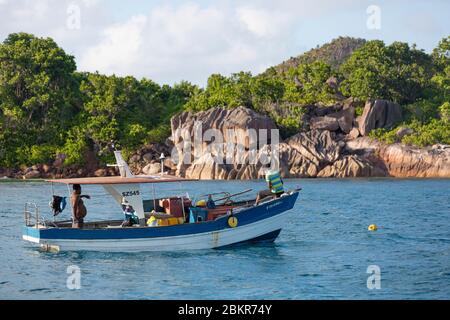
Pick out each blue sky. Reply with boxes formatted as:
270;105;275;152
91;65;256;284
0;0;448;86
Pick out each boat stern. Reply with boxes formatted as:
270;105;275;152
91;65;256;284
22;225;41;244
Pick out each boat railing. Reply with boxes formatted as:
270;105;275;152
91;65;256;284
24;202;45;228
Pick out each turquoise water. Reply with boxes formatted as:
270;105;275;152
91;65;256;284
0;178;449;299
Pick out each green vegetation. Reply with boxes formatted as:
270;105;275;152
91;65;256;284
369;119;450;147
0;33;449;169
0;33;196;167
340;40;435;104
367;37;450;146
184;61;339;136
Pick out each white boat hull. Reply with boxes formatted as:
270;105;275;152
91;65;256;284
24;210;289;252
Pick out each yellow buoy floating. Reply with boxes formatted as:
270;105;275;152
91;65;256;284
368;224;378;231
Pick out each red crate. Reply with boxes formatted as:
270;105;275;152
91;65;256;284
159;198;191;218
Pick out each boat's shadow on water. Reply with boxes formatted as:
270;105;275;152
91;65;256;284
28;241;284;261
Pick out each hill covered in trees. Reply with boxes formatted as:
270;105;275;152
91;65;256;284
265;36;366;74
184;36;449;141
0;33;448;172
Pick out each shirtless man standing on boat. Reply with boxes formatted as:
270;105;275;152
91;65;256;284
71;184;90;228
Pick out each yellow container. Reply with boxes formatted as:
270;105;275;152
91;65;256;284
167;217;178;225
167;217;185;225
147;216;185;227
158;219;169;226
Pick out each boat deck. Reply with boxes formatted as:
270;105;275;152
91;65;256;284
40;199;257;230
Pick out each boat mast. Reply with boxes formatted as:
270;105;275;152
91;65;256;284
112;150;134;178
104;150;145;226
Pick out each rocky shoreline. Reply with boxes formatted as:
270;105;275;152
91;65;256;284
1;101;449;180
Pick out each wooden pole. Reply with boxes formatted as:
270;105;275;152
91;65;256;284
152;183;157;214
67;184;73;226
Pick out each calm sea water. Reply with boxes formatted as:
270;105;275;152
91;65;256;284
0;178;449;300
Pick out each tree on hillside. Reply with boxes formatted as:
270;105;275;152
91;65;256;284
69;73;164;162
64;74;198;164
284;60;338;105
0;33;80;167
431;36;450;122
340;40;434;104
184;72;254;111
432;36;450;71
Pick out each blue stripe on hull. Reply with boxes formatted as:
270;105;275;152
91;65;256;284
215;229;282;249
23;192;299;241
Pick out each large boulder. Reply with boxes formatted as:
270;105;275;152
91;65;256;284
358;100;402;136
335;106;355;133
178;114;344;179
379;144;450;177
317;155;387;178
184;130;343;179
171;106;278;149
52;154;66;169
284;130;341;165
23;170;41;179
142;162;162;175
310;116;340;131
172;107;278;179
346;127;360;140
185;153;230;180
94;168;107;177
127;142;173;175
169;106;449;179
346;137;450;177
281;130;342;177
310;106;354;133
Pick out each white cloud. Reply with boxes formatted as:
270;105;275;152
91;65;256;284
80;15;147;75
80;0;100;7
78;2;299;84
0;0;362;85
0;0;109;58
237;6;293;38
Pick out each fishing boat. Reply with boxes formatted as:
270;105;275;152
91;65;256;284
22;151;300;252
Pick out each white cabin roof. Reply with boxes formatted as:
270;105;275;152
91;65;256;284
46;174;197;185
